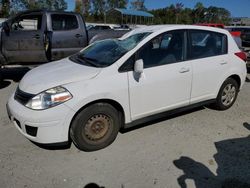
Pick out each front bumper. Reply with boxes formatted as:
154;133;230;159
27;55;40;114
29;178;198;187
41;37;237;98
7;93;76;144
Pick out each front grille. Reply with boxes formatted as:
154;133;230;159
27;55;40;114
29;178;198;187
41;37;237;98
14;87;35;105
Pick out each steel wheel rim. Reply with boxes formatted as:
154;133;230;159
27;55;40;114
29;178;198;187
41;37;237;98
221;84;236;106
84;114;111;142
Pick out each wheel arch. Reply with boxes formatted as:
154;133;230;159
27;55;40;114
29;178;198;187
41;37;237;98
68;99;126;139
227;74;241;90
215;73;242;100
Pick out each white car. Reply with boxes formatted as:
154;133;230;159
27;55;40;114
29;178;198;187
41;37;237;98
7;25;247;151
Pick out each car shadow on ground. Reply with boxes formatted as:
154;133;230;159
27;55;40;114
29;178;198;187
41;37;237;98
121;106;205;134
0;67;30;89
173;122;250;188
84;183;105;188
31;141;72;151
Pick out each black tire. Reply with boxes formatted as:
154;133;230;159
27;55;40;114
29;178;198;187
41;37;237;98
70;103;121;151
213;78;239;110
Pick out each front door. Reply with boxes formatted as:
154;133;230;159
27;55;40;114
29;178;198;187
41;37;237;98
128;30;192;120
2;13;47;64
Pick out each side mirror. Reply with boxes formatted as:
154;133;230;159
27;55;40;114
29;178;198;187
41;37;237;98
2;22;10;36
134;59;144;74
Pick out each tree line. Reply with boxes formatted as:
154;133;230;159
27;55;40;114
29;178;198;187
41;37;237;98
150;2;231;25
75;1;231;24
0;0;231;25
0;0;67;17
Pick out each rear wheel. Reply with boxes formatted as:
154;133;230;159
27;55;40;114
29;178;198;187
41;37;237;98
213;78;239;110
70;103;121;151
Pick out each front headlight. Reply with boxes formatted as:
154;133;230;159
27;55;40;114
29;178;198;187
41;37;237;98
25;86;72;110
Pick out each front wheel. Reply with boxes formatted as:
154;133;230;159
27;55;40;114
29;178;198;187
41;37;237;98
213;78;239;110
70;103;121;151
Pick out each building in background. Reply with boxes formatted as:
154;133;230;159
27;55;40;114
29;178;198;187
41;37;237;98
231;17;250;26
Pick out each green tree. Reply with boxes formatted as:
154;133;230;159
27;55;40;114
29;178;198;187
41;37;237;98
204;6;231;24
1;0;10;17
174;2;184;24
82;0;90;16
90;0;106;22
193;2;205;23
179;8;193;24
11;0;67;13
75;0;82;14
107;0;127;9
131;0;146;11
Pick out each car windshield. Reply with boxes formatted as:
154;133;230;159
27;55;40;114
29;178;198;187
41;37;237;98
70;32;151;67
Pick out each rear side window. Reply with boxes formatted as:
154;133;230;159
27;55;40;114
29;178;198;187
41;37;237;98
188;30;227;60
51;14;78;31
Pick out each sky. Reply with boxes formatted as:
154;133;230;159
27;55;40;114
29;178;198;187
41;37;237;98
66;0;250;17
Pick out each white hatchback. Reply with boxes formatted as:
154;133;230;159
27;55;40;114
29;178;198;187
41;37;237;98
7;25;247;151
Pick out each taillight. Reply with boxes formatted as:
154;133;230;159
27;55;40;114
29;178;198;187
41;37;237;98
231;31;241;37
235;52;247;62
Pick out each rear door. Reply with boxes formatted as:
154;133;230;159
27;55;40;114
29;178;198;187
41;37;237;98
2;13;47;64
187;29;229;103
48;13;88;61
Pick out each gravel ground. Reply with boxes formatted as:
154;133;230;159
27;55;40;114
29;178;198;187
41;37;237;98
0;72;250;188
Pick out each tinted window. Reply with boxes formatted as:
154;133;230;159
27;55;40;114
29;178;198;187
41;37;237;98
11;14;42;31
188;30;227;59
52;14;78;31
137;30;185;69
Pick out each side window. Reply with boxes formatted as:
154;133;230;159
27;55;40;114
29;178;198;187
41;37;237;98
11;14;42;31
119;55;135;72
188;30;227;60
137;30;185;69
51;14;78;31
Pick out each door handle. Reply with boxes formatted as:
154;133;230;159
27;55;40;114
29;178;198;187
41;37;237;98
32;34;40;39
179;67;190;73
75;34;83;38
220;61;228;65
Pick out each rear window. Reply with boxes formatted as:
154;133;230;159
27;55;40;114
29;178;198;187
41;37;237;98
51;14;78;31
188;30;227;60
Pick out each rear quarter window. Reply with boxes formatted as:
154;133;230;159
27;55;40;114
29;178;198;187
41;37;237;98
51;14;78;31
188;30;228;60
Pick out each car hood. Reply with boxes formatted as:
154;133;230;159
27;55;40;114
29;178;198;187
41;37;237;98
19;58;101;94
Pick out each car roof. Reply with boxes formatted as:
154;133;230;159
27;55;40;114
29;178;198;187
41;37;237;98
125;25;229;37
13;9;79;17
